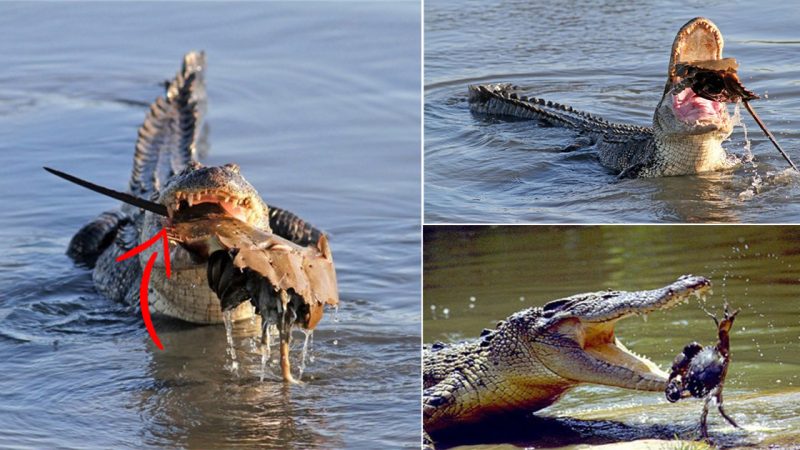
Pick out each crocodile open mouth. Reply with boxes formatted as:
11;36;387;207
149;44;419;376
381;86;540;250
665;18;728;127
168;190;257;224
545;276;712;390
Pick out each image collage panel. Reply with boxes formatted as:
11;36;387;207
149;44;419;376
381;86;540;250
1;1;800;449
1;2;419;450
422;226;800;448
424;1;800;450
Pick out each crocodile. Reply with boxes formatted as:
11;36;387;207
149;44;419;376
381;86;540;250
468;17;741;178
423;275;712;442
64;52;333;380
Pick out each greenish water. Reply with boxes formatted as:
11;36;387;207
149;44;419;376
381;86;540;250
424;226;800;449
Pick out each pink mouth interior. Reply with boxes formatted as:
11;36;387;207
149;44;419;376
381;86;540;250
195;194;249;222
672;88;725;123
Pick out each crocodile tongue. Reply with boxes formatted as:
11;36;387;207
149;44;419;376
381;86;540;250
672;87;725;123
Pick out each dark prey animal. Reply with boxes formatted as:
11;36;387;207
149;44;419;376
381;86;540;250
666;302;741;438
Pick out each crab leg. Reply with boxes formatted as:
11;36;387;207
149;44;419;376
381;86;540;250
278;290;299;383
280;340;296;383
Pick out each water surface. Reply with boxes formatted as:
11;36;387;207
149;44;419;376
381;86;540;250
425;0;800;223
0;2;420;448
424;226;800;448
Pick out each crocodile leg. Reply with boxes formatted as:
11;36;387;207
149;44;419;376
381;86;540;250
66;210;130;267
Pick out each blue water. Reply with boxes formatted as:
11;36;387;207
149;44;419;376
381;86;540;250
425;0;800;223
0;2;420;449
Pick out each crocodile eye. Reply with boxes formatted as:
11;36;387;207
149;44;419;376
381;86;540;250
224;163;240;173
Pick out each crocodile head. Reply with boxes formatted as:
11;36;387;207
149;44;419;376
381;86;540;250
506;275;712;393
141;161;272;323
158;162;270;230
652;18;736;174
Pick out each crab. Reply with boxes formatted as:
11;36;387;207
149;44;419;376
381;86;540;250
665;302;741;439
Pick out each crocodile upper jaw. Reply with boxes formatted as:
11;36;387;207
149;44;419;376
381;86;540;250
658;18;731;137
539;276;712;391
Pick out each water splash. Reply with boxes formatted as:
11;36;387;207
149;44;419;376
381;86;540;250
738;173;763;201
732;102;754;164
733;101;766;201
223;310;239;375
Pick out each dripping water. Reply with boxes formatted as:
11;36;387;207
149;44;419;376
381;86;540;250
308;331;315;364
223;310;239;375
260;324;271;382
298;329;313;379
732;101;754;164
332;304;339;346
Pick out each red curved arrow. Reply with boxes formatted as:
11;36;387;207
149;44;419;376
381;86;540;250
115;229;171;350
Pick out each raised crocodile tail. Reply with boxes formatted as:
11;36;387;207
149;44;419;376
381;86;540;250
128;51;207;201
268;206;324;246
67;53;206;266
468;83;650;137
